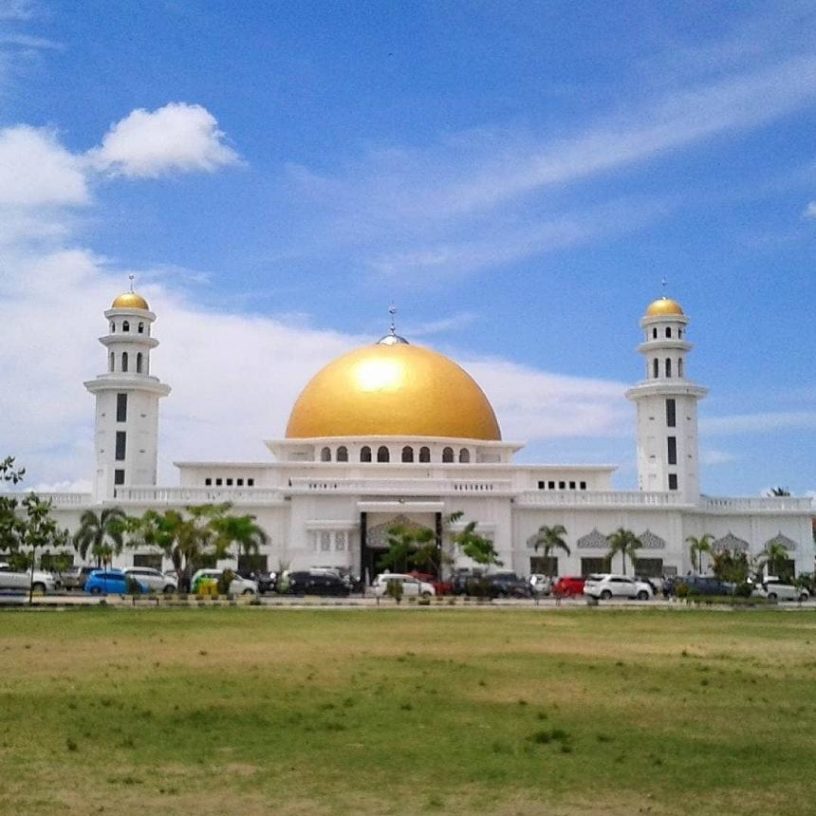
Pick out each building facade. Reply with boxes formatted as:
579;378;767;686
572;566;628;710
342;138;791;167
15;291;815;580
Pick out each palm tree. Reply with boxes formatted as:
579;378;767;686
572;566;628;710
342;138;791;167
73;507;128;567
532;524;571;579
606;528;641;576
686;533;714;574
758;540;792;580
211;511;268;570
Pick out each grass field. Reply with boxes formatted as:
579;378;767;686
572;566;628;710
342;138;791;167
1;607;815;815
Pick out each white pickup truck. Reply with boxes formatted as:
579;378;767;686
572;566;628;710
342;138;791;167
0;562;57;594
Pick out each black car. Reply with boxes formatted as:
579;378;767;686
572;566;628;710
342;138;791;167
286;570;350;597
483;572;532;599
240;571;277;594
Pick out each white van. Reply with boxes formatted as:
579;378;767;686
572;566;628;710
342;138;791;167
372;573;435;598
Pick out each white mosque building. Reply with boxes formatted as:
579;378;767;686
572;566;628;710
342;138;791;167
32;289;816;580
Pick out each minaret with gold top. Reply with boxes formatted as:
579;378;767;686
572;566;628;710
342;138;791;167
625;295;707;502
84;280;171;501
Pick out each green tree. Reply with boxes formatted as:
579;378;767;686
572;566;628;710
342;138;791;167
378;524;434;573
211;509;268;569
453;520;502;568
73;507;128;568
606;528;641;575
686;533;714;574
710;548;751;585
532;524;571;578
766;486;791;497
758;540;792;581
19;494;69;604
131;504;236;592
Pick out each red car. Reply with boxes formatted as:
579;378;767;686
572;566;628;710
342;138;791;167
553;576;586;597
409;571;453;596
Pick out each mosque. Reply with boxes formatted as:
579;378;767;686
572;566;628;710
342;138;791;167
38;289;816;580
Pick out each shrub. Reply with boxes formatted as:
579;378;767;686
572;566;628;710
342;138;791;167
386;579;404;604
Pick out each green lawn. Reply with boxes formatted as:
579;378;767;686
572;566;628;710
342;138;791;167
1;607;814;815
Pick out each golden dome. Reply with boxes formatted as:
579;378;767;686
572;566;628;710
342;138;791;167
645;296;684;317
111;291;150;310
286;340;501;440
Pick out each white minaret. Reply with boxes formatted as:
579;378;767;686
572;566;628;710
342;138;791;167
84;281;171;501
625;295;707;503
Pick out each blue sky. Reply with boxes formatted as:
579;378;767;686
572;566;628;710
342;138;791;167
0;0;814;496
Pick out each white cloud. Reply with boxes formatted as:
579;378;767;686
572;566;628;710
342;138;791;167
89;103;241;178
0;249;632;487
804;201;816;219
0;126;88;206
700;449;738;466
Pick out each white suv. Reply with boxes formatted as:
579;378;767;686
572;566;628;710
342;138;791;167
122;566;177;594
752;577;809;602
372;573;435;598
0;562;57;594
583;573;653;601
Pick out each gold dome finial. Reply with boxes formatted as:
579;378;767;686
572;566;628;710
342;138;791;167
111;276;150;310
645;293;684;317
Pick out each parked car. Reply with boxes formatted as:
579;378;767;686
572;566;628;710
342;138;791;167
451;569;484;595
751;577;809;602
409;571;453;596
529;574;553;596
122;566;177;594
241;570;276;594
552;575;586;597
667;575;735;597
372;573;435;598
286;570;351;596
85;569;148;595
61;565;98;591
583;573;653;601
483;572;532;598
0;562;57;594
190;569;258;595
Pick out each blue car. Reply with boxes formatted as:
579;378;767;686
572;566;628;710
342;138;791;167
84;569;148;595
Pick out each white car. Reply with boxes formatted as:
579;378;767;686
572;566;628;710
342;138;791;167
372;573;436;598
122;566;177;594
0;562;57;594
190;569;258;595
529;574;552;595
752;577;809;602
583;573;653;601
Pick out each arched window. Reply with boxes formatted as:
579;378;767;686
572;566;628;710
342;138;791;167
337;446;348;462
377;445;390;463
678;358;684;378
442;447;454;463
123;320;130;332
122;352;129;372
653;358;659;379
138;322;144;334
678;329;683;339
665;327;672;338
110;322;115;333
360;446;372;463
136;352;143;373
419;446;431;463
665;358;672;378
652;328;657;339
320;446;331;462
402;446;414;463
459;448;471;463
109;352;115;372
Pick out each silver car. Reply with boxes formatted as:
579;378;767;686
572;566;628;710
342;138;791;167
122;566;177;594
